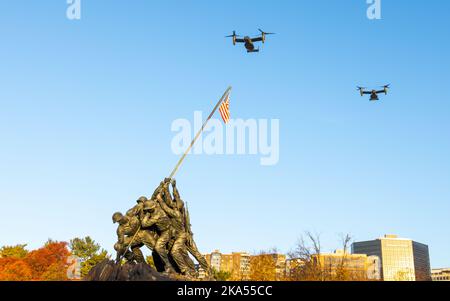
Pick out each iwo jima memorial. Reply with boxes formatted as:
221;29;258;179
86;87;232;281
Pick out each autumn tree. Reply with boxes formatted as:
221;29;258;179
0;258;33;281
287;232;367;281
0;244;28;259
248;249;286;281
69;236;109;277
25;240;71;281
0;240;71;281
0;244;31;280
287;232;324;281
249;254;276;281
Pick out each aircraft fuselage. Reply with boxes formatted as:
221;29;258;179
370;91;379;101
244;37;257;52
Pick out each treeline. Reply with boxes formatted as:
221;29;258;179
217;233;373;282
1;232;371;281
0;237;109;281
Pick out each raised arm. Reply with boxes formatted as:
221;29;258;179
151;182;164;200
172;180;181;201
171;180;185;210
156;193;179;218
163;184;174;206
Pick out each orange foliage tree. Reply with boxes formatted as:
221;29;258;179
248;249;286;281
0;258;33;281
249;254;277;281
0;240;71;281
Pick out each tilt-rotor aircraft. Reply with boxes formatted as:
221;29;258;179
357;85;390;101
226;29;275;53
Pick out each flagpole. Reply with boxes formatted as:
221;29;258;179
118;87;231;263
169;86;232;179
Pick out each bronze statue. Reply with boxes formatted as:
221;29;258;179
112;179;210;279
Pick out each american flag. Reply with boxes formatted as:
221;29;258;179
219;94;230;124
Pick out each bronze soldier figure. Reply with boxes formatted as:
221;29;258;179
182;209;211;276
162;181;211;276
141;200;176;274
112;212;145;264
156;190;195;276
172;180;210;274
126;196;147;217
113;210;159;264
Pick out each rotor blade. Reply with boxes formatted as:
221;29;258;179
258;29;275;35
225;31;241;38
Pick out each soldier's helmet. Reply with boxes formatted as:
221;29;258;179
143;200;157;212
112;212;124;223
137;196;148;204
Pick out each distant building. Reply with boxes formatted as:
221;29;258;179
367;255;382;280
209;250;222;272
311;250;381;280
432;268;450;281
352;234;431;281
204;251;289;280
273;254;287;279
230;252;251;280
204;250;251;280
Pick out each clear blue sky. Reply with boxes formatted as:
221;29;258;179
0;1;449;268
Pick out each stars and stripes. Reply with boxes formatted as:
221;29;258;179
219;94;230;124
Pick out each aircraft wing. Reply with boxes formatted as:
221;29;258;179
251;37;263;42
362;91;372;95
235;38;245;43
375;90;386;94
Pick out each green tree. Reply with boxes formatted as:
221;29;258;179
0;244;28;259
69;236;109;277
213;268;232;281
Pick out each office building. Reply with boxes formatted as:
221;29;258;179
352;234;431;281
